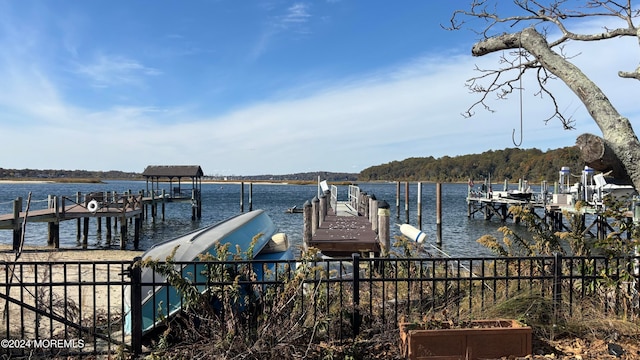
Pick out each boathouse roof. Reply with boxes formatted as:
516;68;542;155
142;165;204;179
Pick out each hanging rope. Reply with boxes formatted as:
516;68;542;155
512;32;524;147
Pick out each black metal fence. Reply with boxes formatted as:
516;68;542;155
1;254;638;358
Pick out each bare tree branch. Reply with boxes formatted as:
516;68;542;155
448;0;640;190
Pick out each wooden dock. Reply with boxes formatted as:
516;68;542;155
0;190;201;251
0;165;206;251
466;182;634;240
303;185;389;257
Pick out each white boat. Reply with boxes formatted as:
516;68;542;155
123;209;294;335
592;173;636;202
567;166;636;204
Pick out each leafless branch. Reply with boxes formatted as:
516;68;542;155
447;0;639;127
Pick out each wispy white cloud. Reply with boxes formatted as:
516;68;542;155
282;3;311;25
74;54;161;88
250;2;313;60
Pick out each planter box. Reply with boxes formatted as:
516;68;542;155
399;319;532;360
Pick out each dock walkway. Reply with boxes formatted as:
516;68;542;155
303;185;387;257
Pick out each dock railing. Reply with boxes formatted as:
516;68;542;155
1;253;638;358
348;184;359;209
330;185;338;211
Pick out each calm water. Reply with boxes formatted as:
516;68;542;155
0;181;505;257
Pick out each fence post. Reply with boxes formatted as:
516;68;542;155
352;253;361;337
130;257;142;357
552;252;563;327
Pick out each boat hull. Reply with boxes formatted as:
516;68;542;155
124;210;291;335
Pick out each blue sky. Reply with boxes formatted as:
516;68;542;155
0;1;638;176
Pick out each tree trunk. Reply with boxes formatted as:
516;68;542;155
576;133;631;183
472;27;640;191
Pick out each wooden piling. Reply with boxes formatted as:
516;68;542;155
134;217;141;250
303;200;312;246
319;193;327;226
378;200;390;256
106;217;112;244
12;197;22;251
120;216;127;249
53;196;60;248
76;192;82;241
436;183;442;246
191;189;197;221
396;181;400;219
161;189;166;221
151;190;157;220
83;217;89;248
240;182;245;213
369;194;378;233
323;190;331;216
312;196;320;234
405;181;410;224
360;192;369;218
417;182;422;230
47;195;55;246
249;182;253;211
198;189;202;219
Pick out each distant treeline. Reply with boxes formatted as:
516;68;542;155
0;168;141;180
0;168;357;183
232;171;358;182
358;147;584;183
1;147;586;183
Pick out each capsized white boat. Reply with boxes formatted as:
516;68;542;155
123;209;294;335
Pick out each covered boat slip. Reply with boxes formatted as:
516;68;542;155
124;209;294;335
142;165;204;220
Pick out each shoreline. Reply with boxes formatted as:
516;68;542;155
0;180;56;184
0;245;144;261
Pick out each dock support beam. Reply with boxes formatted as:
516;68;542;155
134;217;141;250
120;216;127;250
106;217;112;244
83;217;89;248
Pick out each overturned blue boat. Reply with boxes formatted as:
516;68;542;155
123;209;294;335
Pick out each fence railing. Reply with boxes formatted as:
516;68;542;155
1;260;133;358
1;254;638;358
